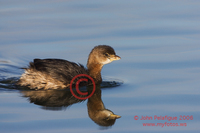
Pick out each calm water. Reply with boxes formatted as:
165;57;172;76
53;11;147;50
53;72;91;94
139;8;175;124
1;0;200;133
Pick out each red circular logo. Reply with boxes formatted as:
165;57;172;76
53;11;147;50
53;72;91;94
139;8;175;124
70;74;96;100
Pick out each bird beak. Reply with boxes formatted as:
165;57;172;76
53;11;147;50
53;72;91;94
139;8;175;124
110;55;121;61
109;114;121;120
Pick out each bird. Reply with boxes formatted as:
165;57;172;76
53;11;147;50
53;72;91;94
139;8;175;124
17;45;121;90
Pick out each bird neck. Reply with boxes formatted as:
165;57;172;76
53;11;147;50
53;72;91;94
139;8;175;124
87;61;103;84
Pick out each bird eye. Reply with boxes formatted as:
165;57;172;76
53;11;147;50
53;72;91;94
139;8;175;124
105;117;110;120
104;53;109;57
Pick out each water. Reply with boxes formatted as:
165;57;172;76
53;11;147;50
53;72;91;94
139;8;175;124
1;0;200;132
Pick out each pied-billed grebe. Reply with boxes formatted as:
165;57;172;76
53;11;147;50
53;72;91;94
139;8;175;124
17;45;120;89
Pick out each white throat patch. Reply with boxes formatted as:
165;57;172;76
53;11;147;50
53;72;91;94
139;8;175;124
102;58;112;65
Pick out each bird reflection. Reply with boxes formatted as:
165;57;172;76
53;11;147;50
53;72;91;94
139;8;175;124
87;87;121;126
21;85;121;127
21;89;85;110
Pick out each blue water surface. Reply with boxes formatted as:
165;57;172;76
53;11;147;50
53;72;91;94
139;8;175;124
0;0;200;133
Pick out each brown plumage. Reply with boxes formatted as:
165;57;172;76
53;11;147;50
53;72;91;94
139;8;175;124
17;45;120;90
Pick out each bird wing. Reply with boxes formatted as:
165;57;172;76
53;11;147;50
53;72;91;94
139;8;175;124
31;59;88;85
